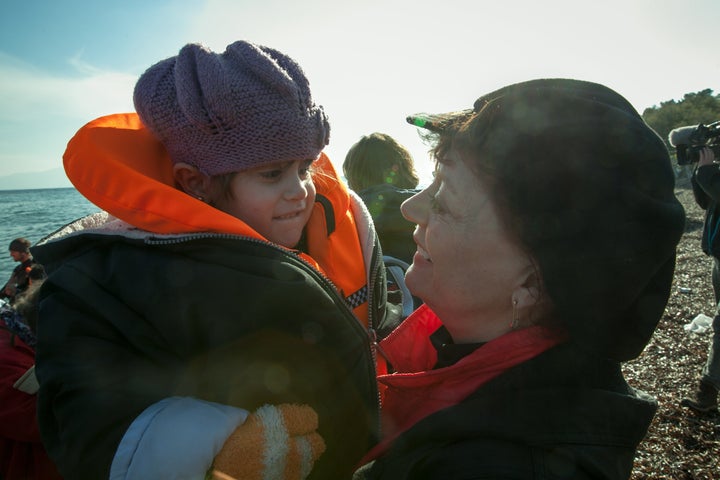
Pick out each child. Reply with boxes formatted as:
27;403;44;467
33;41;390;480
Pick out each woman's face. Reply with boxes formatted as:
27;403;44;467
212;158;316;248
401;149;534;343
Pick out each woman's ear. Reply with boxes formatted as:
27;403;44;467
512;265;542;311
174;163;210;200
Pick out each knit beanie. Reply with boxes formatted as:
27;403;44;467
409;79;686;361
133;41;330;176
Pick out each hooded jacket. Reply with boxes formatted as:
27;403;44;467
354;306;657;480
357;184;419;266
32;113;387;480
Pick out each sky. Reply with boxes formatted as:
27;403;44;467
1;0;720;188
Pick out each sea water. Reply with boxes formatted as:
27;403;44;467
0;188;100;282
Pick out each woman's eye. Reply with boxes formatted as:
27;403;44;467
429;192;444;213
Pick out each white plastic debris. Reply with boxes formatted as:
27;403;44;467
684;313;713;335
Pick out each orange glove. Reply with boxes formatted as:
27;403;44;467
210;404;326;480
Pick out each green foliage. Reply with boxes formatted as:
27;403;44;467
642;89;720;150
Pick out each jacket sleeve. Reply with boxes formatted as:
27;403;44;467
353;439;602;480
0;266;21;299
34;265;205;480
694;164;720;205
110;397;247;480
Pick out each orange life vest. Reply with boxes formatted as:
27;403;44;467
63;113;371;327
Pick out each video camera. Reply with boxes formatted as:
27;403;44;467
668;121;720;165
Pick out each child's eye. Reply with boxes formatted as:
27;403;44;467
299;159;314;177
260;169;283;180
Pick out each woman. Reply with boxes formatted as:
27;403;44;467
354;78;685;479
32;41;388;480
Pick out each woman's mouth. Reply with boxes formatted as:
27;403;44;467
416;246;431;262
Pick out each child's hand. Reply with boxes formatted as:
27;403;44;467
210;404;326;480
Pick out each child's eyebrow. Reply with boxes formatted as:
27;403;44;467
255;161;293;171
253;158;315;172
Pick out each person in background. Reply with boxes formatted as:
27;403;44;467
353;78;686;479
0;238;38;305
343;133;420;265
32;40;390;480
0;265;45;351
681;147;720;412
0;275;63;480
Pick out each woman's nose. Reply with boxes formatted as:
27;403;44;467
401;189;426;224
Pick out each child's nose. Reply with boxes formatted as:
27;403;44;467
285;174;309;200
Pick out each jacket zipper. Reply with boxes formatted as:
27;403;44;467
146;232;383;433
365;241;386;440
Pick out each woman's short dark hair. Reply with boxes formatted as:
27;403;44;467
420;79;685;361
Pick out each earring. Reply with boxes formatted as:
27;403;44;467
511;299;519;330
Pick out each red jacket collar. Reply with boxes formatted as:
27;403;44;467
365;305;567;462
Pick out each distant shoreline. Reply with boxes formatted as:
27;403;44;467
0;186;75;193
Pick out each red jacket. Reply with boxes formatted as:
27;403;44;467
0;318;62;480
366;304;567;462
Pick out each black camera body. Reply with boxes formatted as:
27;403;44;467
668;121;720;165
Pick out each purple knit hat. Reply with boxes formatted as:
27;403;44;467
133;41;330;176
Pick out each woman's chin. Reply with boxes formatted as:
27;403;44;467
404;265;426;302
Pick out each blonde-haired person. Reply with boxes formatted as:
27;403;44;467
343;133;419;192
32;41;391;480
343;133;419;265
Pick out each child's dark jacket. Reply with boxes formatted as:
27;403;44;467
32;114;386;480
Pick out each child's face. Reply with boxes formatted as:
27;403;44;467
214;158;316;248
